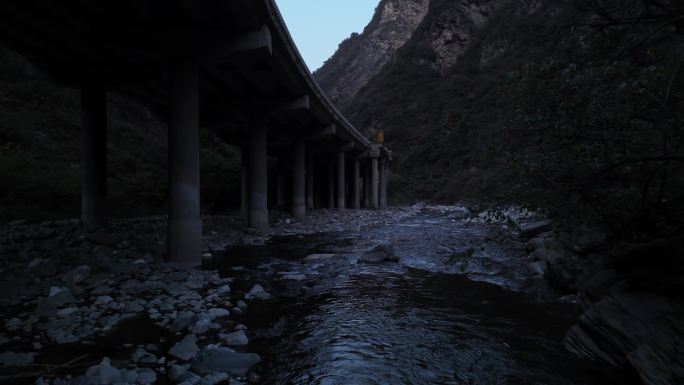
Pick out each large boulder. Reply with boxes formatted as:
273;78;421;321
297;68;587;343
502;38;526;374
62;265;91;285
564;282;684;385
169;334;200;361
220;330;249;346
83;357;122;385
245;284;271;300
0;351;35;365
191;348;260;376
519;219;553;238
358;241;399;263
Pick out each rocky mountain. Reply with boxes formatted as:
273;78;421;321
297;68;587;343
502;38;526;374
316;1;684;384
314;0;430;106
316;0;569;200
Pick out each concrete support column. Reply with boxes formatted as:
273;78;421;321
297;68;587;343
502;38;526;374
314;162;321;209
305;153;314;210
327;161;335;209
337;151;346;210
240;142;249;226
371;158;379;209
291;139;306;218
80;81;108;230
352;159;360;209
363;163;370;209
276;162;286;208
379;159;388;209
248;118;269;232
167;59;201;266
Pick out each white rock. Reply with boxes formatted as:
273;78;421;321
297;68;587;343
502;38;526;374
190;318;211;334
219;330;248;346
94;296;113;306
49;287;67;297
283;274;306;281
62;265;90;284
0;351;35;365
84;357;121;384
206;308;230;320
201;372;229;385
136;368;157;384
56;307;80;317
169;335;200;361
5;318;22;331
244;284;271;300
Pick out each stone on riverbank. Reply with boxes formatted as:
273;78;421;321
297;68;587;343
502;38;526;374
83;357;122;384
62;265;91;284
245;284;271;300
565;281;684;385
220;330;249;346
0;351;35;365
358;241;398;263
169;335;200;361
520;219;553;238
191;347;261;376
303;254;337;262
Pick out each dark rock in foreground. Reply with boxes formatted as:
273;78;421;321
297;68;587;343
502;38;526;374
565;278;684;385
520;220;553;238
192;348;261;376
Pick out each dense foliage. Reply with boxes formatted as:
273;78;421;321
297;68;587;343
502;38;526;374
0;48;241;222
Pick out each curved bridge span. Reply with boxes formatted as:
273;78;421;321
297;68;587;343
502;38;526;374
0;0;390;266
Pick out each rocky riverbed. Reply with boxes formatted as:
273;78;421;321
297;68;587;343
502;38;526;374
0;205;677;384
0;207;424;384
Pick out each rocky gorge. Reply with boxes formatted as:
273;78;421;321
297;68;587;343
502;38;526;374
314;0;684;384
4;204;679;384
0;0;682;383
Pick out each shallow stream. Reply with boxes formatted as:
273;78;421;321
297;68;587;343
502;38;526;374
209;210;632;385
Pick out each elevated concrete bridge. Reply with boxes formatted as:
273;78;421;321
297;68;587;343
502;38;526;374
0;0;390;266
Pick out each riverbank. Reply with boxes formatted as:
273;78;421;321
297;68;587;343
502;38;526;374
0;207;426;384
515;217;684;385
0;205;668;384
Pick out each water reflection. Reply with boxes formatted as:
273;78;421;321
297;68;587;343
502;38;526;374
211;212;631;385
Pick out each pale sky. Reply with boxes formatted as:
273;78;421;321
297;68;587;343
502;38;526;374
275;0;380;71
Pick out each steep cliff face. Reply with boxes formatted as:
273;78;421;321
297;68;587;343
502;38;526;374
313;0;429;106
316;1;684;384
324;0;566;197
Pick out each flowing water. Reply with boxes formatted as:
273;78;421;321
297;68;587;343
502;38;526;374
209;210;634;385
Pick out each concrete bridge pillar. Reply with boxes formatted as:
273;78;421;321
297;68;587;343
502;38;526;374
327;160;335;209
291;139;306;218
80;81;108;230
363;162;370;209
379;158;388;209
167;59;201;266
240;142;249;226
314;162;322;209
276;161;286;209
248;117;269;232
337;150;346;210
352;159;360;209
371;157;379;209
305;152;314;210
